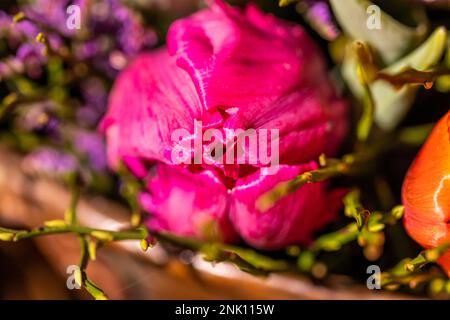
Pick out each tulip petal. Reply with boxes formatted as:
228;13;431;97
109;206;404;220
438;251;450;278
100;49;203;169
140;164;238;242
230;163;345;249
223;86;348;165
402;112;450;248
167;0;326;112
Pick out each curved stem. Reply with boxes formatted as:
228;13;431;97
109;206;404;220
1;225;148;242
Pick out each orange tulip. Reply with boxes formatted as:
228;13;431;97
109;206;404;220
402;110;450;276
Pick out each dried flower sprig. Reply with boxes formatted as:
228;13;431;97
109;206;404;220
0;223;148;299
380;243;450;295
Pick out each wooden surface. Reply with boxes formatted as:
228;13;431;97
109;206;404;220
0;146;409;299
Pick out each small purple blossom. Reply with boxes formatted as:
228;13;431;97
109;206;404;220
15;42;47;78
15;101;60;139
73;130;107;172
22;147;78;177
1;0;157;80
0;14;64;78
13;20;40;39
67;0;157;72
299;0;340;40
76;77;108;126
0;0;157;180
24;0;77;36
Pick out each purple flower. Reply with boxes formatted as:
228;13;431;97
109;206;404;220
0;10;12;34
77;77;108;126
0;13;63;78
299;0;339;40
14;101;60;139
24;0;77;36
6;0;157;77
69;0;157;71
22;147;78;177
15;42;47;78
73;130;107;172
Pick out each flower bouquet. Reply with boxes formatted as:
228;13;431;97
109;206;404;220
0;0;450;300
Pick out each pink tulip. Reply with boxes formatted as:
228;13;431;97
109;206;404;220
101;0;348;246
101;0;347;174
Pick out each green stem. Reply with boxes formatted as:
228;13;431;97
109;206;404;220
309;205;404;254
256;142;387;212
343;189;369;229
404;243;450;272
4;225;147;242
66;174;81;225
354;41;377;143
157;232;289;274
381;243;450;289
77;235;108;300
357;83;376;142
79;236;90;270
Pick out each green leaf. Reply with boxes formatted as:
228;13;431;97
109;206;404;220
329;0;427;64
342;27;447;130
385;27;447;73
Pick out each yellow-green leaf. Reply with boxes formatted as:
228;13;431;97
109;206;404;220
330;0;427;64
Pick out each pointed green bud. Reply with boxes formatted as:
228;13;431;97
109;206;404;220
0;232;15;241
140;239;149;252
88;241;97;261
131;213;141;228
90;231;113;242
279;0;298;7
44;220;67;228
391;205;405;220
